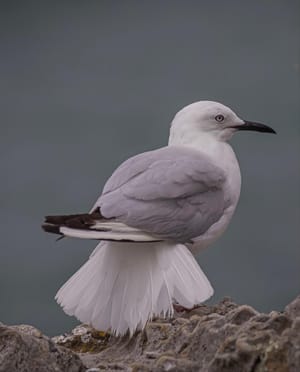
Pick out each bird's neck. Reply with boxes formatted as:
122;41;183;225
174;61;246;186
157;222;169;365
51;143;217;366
169;129;222;157
168;129;240;177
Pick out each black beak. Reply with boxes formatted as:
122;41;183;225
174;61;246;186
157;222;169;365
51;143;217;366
234;121;276;134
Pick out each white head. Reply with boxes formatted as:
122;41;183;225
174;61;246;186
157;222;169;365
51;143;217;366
169;101;275;146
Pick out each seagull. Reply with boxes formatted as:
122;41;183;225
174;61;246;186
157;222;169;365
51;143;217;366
42;101;276;336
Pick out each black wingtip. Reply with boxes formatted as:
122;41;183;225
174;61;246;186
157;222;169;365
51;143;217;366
42;223;62;235
44;209;103;226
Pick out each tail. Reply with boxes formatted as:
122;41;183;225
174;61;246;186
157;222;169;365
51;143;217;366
56;241;213;336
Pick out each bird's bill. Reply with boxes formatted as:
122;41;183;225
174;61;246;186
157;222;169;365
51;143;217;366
234;121;276;134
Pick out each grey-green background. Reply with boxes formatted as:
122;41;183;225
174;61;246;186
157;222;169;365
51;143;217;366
1;1;299;337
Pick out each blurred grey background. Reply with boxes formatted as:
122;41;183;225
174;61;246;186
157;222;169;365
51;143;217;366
0;1;299;336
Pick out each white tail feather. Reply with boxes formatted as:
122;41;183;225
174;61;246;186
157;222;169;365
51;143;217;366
56;241;213;336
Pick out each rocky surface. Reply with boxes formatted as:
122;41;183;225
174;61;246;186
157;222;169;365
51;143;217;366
0;323;84;372
1;296;300;371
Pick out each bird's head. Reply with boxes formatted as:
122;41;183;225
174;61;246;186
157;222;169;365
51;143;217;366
169;101;276;145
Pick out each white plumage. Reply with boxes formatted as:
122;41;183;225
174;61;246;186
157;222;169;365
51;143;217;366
56;241;213;336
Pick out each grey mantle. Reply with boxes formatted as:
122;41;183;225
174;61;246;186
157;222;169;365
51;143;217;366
1;296;300;372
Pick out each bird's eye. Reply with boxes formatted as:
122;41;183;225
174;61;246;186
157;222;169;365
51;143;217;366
215;114;225;122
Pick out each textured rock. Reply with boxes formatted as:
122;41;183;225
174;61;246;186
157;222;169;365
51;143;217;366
53;297;300;371
285;295;300;319
2;296;300;371
0;324;84;372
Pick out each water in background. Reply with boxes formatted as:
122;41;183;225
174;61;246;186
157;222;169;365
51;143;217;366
0;1;299;336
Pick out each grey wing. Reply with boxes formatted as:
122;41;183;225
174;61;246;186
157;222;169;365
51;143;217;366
94;146;227;243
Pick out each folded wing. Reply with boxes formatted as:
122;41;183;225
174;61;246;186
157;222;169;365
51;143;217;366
95;146;227;243
43;146;227;243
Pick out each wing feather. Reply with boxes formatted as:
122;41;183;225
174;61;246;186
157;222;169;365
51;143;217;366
94;146;227;243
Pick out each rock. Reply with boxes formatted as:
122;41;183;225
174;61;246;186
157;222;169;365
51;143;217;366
285;295;300;319
0;324;85;372
2;296;300;371
53;297;300;372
